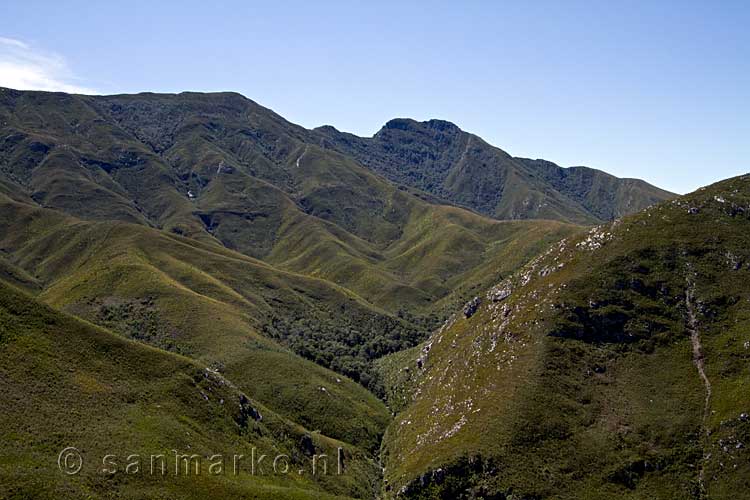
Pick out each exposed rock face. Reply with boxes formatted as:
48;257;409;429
416;342;433;370
488;284;512;302
463;297;481;318
299;434;316;456
236;394;262;427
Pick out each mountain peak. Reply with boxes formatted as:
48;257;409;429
314;124;341;133
378;118;461;135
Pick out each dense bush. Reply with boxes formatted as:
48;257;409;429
262;304;436;395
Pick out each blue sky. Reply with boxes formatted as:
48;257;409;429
1;0;748;193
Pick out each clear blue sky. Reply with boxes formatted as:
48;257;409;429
1;0;748;193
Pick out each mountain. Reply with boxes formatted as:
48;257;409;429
0;193;393;451
315;118;675;224
380;174;750;498
0;88;583;392
0;88;578;314
0;88;586;498
0;87;706;499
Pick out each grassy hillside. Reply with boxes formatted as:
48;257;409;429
381;174;750;499
0;88;583;394
0;279;385;499
315;118;674;224
0;192;396;449
0;88;580;318
1;84;744;500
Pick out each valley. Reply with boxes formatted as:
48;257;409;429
1;88;745;499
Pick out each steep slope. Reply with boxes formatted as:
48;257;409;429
0;191;395;447
0;86;705;499
519;158;678;221
0;88;579;318
0;87;585;400
0;280;382;499
315;118;674;224
381;174;750;498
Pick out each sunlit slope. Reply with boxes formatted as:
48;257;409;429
382;175;750;499
0;280;380;500
0;193;392;453
0;88;580;316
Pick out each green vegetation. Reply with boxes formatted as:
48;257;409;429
381;175;750;498
0;194;392;452
0;87;704;499
0;280;381;499
316;118;674;224
0;87;581;390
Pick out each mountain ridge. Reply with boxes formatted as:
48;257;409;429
0;86;718;500
315;116;675;224
0;87;581;321
0;86;672;226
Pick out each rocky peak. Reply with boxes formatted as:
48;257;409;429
377;118;461;137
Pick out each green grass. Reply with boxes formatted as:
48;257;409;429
0;194;394;452
4;87;703;499
381;174;750;498
0;280;382;499
0;87;582;370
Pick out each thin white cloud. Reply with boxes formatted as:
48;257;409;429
0;37;96;94
0;37;29;50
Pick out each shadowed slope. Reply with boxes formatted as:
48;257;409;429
315;118;674;224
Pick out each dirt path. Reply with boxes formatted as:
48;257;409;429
686;281;712;419
685;275;711;498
